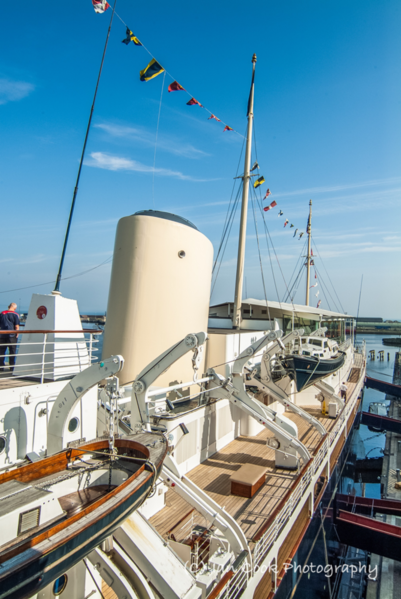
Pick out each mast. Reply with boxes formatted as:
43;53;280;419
233;53;257;329
53;0;117;294
305;199;312;305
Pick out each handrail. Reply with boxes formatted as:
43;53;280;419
252;367;364;569
0;329;102;334
0;330;102;381
252;434;328;542
252;458;313;542
208;571;235;599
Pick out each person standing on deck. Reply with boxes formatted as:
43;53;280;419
340;381;348;401
0;303;20;372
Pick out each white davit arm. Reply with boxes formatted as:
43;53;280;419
246;330;326;436
206;330;310;467
130;332;207;431
47;355;124;455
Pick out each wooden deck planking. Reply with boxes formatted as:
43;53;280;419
151;356;365;543
150;427;306;541
150;407;340;541
0;376;39;390
102;580;118;599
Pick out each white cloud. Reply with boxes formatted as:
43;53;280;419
95;122;209;159
85;151;211;181
0;78;35;105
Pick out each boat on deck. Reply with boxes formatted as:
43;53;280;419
0;434;166;599
281;332;346;391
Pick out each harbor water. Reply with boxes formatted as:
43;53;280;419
342;333;401;499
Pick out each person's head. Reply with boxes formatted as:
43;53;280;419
8;303;17;311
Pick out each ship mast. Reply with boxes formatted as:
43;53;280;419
53;1;117;294
305;199;312;305
233;54;257;329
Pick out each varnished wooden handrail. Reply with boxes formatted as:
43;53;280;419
0;329;102;335
168;508;195;536
207;571;235;599
313;432;328;456
252;458;313;542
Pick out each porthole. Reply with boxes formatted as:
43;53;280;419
53;574;68;595
0;436;6;455
178;250;186;259
68;417;79;433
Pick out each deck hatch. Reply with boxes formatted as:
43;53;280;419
18;506;41;535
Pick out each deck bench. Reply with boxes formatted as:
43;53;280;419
230;464;267;498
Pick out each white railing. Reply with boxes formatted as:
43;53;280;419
215;566;249;599
0;329;102;383
251;356;364;572
354;339;366;357
211;373;363;597
313;436;329;474
339;339;352;352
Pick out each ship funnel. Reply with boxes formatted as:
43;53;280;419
102;210;213;386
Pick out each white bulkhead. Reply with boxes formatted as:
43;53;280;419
102;211;213;387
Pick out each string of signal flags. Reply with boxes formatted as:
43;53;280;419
91;2;322;308
250;161;322;308
92;0;239;135
251;163;306;240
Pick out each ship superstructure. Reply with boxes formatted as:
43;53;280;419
0;51;368;599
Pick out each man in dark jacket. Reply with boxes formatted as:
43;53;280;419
0;303;20;372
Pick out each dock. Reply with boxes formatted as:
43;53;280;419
365;352;401;598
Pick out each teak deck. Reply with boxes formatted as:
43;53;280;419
150;408;338;542
150;359;363;543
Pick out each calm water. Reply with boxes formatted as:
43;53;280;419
343;333;401;498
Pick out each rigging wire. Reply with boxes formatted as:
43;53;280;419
210;126;247;301
356;275;364;322
285;262;305;304
152;71;166;208
210;186;242;300
314;265;333;311
248;120;284;307
249;120;296;310
251;187;282;306
53;0;118;293
212;129;246;276
283;240;308;302
250;194;271;320
0;256;113;295
255;191;300;310
311;236;345;313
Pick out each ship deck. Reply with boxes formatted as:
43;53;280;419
0;374;41;390
149;355;364;543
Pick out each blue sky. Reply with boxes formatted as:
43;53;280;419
1;0;400;317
